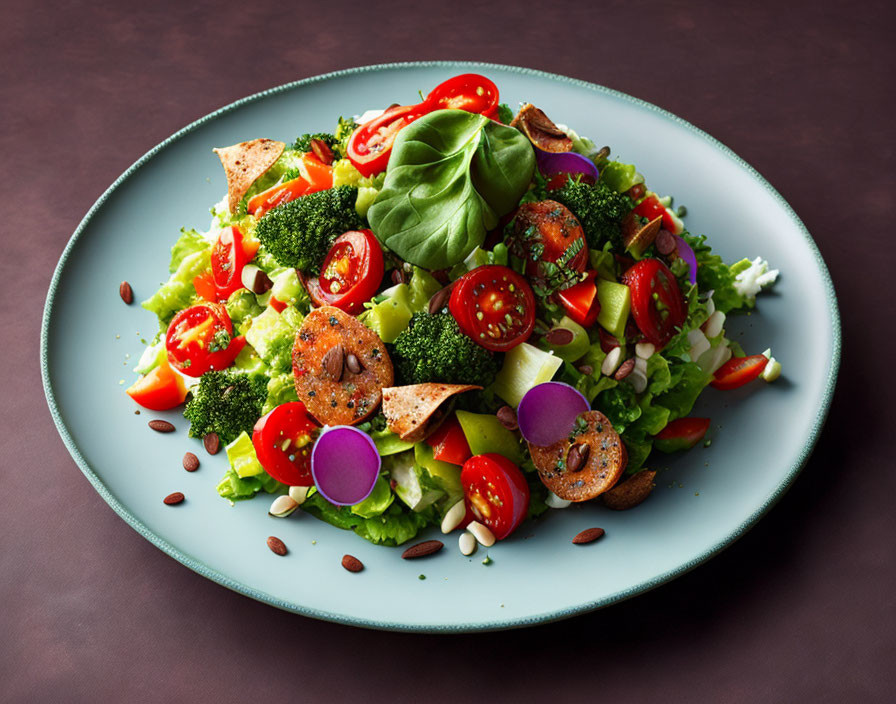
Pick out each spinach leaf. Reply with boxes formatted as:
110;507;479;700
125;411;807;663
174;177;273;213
368;109;534;270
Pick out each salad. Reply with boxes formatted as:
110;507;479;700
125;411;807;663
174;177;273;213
125;73;781;552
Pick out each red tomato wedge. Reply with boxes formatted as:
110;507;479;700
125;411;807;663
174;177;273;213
302;230;384;314
211;226;248;301
252;402;319;486
653;417;711;453
425;417;472;466
449;265;535;352
622;258;686;349
633;194;678;235
347;104;424;177
461;454;530;541
424;73;499;117
165;303;244;377
126;357;188;410
557;271;601;327
711;355;769;390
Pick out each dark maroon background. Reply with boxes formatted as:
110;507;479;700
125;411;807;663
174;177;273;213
3;0;894;701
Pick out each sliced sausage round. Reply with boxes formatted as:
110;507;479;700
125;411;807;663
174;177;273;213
292;306;393;426
528;410;627;502
508;200;587;290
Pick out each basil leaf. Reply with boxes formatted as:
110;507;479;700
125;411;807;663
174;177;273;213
369;109;535;270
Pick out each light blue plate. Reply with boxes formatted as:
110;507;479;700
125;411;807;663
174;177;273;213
41;62;840;632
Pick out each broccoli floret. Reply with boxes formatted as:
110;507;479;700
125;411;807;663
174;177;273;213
255;186;364;273
293;132;338;153
183;371;269;445
391;312;499;387
552;178;633;250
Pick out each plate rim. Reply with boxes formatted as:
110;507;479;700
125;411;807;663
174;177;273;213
40;60;842;632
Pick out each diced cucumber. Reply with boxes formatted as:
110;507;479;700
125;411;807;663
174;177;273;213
373;429;416;456
455;410;523;464
596;279;631;339
225;432;264;478
491;343;563;408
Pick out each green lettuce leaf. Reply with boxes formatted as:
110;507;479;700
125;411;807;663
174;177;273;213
169;228;210;273
142;248;211;326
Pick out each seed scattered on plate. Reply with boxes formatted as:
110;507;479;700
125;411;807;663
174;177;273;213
401;540;444;559
572;527;605;544
163;492;185;505
182;452;200;472
203;432;220;455
119;281;133;304
342;554;364;572
266;536;288;556
148;419;176;433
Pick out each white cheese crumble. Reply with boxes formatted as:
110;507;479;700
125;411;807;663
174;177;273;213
734;257;779;301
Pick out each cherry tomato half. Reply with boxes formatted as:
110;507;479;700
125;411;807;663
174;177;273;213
252;402;319;486
449;265;536;352
347;104;425;177
211;226;248;301
710;355;769;390
424;73;499;117
302;230;384;314
507;200;588;286
425;416;472;466
653;417;711;453
165;303;245;377
125;357;188;411
461;453;530;541
622;258;686;349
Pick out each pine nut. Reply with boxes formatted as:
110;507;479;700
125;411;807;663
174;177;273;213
635;342;655;359
459;532;477;556
269;495;299;518
601;346;622;376
288;485;310;505
467;521;496;547
441;500;466;534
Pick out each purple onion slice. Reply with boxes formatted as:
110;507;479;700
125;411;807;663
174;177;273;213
311;426;381;506
674;235;698;285
517;382;591;448
534;149;600;182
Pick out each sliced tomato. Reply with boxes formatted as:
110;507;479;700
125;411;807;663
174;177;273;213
165;303;244;376
252;402;319;486
302;230;384;314
626;183;647;202
461;453;530;541
347;104;425;177
653;417;711;453
425;417;472;466
507;200;588;287
125;357;188;410
633;194;678;234
448;265;535;352
557;270;601;327
210;226;248;301
193;271;217;302
424;73;499;117
598;327;621;353
622;258;686;348
711;355;769;390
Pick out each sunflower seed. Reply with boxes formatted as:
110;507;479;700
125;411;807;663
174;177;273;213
467;521;496;547
269;495;299;518
441;500;467;534
459;532;477;556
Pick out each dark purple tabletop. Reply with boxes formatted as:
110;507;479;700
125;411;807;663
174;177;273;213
3;1;893;701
